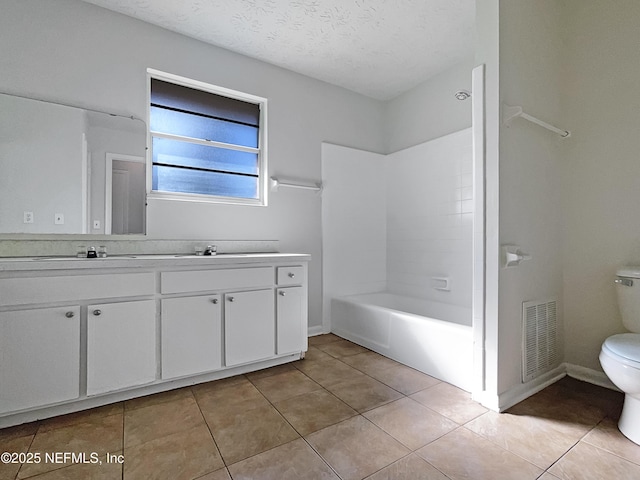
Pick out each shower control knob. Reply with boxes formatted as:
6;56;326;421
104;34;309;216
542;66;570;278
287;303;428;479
92;309;102;316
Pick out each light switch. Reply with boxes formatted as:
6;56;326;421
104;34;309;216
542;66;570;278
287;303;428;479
93;220;101;229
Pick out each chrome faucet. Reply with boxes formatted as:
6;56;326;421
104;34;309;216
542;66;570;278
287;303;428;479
204;245;217;256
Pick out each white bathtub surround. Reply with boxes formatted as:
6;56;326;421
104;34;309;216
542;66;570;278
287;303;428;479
322;129;474;326
321;144;388;332
386;128;473;307
332;293;473;391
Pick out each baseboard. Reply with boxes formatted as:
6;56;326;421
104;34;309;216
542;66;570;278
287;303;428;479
565;363;619;391
480;362;619;413
307;325;326;337
495;365;567;412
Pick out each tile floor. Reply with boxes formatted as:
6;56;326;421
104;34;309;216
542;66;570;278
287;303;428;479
1;333;640;479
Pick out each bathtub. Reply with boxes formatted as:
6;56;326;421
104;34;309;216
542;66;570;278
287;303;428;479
331;293;473;391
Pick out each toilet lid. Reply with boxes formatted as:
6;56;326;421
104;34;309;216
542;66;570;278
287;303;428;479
603;333;640;362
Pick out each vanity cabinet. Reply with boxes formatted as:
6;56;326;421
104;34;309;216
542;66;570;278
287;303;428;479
87;299;156;395
277;286;305;355
0;253;309;428
0;306;80;415
225;289;275;366
161;294;222;379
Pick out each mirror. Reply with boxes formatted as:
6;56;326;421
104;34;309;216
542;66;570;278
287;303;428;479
0;92;146;235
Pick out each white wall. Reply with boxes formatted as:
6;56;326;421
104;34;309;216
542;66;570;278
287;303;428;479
497;0;565;397
386;129;473;307
384;59;474;153
0;0;386;330
561;0;640;371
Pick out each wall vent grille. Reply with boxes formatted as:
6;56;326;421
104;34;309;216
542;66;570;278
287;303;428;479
522;298;559;382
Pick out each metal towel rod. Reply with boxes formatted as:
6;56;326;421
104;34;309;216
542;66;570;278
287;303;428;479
503;104;570;138
269;177;322;193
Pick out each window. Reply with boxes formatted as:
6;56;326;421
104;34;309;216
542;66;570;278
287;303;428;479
147;70;267;205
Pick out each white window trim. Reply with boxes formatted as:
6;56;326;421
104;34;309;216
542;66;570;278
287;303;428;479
146;68;268;206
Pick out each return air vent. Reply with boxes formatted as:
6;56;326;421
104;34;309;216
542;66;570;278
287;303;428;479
522;298;559;382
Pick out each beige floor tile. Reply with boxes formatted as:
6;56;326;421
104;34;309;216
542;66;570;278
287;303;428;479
124;386;193;411
0;421;39;443
364;397;458;450
327;375;403;412
306;415;409;480
124;394;205;447
411;382;488;424
417;427;542;480
341;351;401;375
365;453;449;480
368;364;441;395
245;363;296;380
194;379;269;422
18;413;123;479
207;403;299;465
506;382;610;437
274;389;357;436
39;402;123;433
316;340;369;358
251;369;322;403
308;333;342;346
124;424;223;480
465;410;583;469
228;438;339;480
23;451;123;480
195;468;232;480
1;434;34;480
191;375;250;399
549;441;640;480
295;357;365;388
538;474;562;480
296;346;335;363
582;416;640;465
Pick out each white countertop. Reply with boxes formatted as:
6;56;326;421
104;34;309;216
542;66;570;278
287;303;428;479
0;253;311;272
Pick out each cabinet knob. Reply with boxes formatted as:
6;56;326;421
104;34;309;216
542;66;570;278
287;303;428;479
211;298;219;304
92;309;102;316
65;311;75;318
227;296;234;302
279;291;286;296
288;272;295;278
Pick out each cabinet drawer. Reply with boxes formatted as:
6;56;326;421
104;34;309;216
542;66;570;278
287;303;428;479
276;266;304;286
0;273;155;307
161;267;273;294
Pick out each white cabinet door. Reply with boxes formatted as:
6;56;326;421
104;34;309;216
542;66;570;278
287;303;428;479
161;295;222;379
0;306;80;414
276;287;304;355
225;289;274;366
87;299;156;396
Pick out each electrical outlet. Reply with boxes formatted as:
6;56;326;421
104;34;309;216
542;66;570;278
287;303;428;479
54;213;64;225
23;211;34;224
93;220;101;229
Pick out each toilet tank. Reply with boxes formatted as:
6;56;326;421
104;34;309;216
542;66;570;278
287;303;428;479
616;266;640;333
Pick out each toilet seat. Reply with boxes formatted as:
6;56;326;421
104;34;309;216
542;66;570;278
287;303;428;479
602;333;640;368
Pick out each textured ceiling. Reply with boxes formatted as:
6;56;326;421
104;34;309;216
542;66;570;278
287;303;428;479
81;0;475;100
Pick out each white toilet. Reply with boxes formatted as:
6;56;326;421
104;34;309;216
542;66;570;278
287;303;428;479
600;266;640;445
